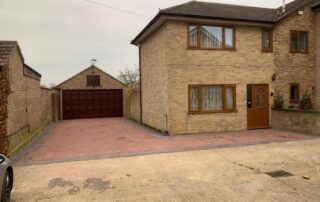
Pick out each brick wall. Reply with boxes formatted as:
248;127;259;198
139;6;318;135
129;91;141;122
274;7;317;108
272;109;320;135
140;25;168;131
56;66;129;118
165;21;275;134
316;11;320;110
6;48;53;155
0;59;10;155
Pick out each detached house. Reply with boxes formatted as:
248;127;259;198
132;0;320;135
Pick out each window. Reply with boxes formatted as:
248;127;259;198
188;85;236;113
87;75;100;87
290;31;308;53
290;83;300;104
262;29;273;52
188;25;235;50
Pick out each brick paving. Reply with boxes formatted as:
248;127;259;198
13;118;314;166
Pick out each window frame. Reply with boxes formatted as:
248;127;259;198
289;83;300;104
86;75;101;87
262;29;273;52
290;30;309;54
188;84;237;114
187;24;236;51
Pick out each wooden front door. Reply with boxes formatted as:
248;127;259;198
247;84;269;129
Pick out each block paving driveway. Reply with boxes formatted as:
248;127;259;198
14;118;313;166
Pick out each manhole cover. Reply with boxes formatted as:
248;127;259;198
265;170;294;178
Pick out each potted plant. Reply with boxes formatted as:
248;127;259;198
288;104;295;110
273;93;284;109
300;91;313;110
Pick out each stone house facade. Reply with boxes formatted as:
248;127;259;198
132;0;320;135
0;41;54;155
54;65;129;120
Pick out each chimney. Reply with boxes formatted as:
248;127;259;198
282;0;286;13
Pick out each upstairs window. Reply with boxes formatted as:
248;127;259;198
290;31;308;53
188;25;235;50
290;83;300;104
262;29;273;52
87;75;100;87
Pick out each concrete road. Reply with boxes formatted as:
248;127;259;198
12;139;320;202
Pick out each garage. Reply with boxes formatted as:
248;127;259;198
54;65;129;120
63;90;123;119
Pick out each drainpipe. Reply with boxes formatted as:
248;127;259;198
316;12;320;110
139;45;143;123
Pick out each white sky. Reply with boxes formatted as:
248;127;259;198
0;0;293;86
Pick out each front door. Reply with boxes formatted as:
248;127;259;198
247;84;269;129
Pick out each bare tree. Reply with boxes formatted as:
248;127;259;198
48;82;56;89
117;65;140;91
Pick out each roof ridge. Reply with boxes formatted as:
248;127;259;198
192;0;278;10
0;41;18;44
54;65;126;88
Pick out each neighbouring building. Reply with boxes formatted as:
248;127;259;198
0;41;54;155
54;65;129;120
131;0;320;135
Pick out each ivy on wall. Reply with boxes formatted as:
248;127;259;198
0;60;11;155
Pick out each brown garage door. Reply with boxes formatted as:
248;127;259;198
63;90;123;120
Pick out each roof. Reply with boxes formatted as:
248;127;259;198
54;65;126;89
24;64;42;77
0;41;24;64
0;41;41;78
162;1;277;23
132;0;320;45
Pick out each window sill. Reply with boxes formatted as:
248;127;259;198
262;49;273;53
187;47;236;51
289;100;299;104
290;51;309;54
87;85;102;87
188;109;237;114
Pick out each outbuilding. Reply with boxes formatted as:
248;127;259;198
54;65;129;120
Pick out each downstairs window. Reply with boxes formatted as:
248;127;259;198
189;85;236;113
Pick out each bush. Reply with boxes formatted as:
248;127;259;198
300;93;313;110
273;94;284;109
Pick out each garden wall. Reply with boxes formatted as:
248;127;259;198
0;60;10;155
129;91;141;122
5;48;55;155
272;109;320;136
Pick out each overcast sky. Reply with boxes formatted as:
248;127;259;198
0;0;293;86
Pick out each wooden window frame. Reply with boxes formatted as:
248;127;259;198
87;75;101;87
188;84;237;114
262;29;273;52
289;83;300;104
290;30;309;54
187;24;236;51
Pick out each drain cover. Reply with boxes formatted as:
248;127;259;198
265;170;294;178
